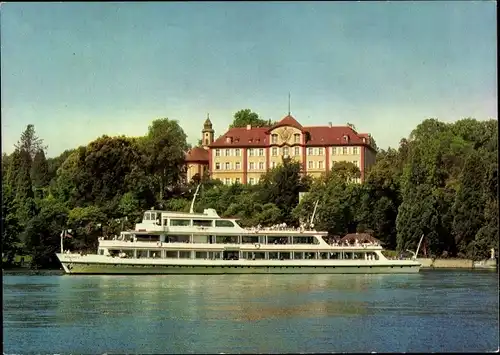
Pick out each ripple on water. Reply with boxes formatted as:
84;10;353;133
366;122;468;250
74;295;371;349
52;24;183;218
2;272;499;353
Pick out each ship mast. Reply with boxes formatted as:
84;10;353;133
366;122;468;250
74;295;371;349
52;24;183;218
310;199;320;226
414;234;425;259
189;184;201;214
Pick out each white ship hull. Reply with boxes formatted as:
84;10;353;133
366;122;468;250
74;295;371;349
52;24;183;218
56;254;421;274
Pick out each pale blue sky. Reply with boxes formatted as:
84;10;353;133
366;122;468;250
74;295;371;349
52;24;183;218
1;2;497;157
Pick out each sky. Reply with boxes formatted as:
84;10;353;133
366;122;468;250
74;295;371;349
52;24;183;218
1;1;497;157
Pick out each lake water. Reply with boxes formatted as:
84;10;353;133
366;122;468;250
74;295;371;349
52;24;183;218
3;270;499;353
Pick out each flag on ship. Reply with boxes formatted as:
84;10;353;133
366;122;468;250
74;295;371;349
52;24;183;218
60;230;73;238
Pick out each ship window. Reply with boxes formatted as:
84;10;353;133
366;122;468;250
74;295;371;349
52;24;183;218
269;252;279;260
241;236;259;244
98;249;104;255
215;220;235;227
292;236;318;244
215;235;238;244
144;213;151;221
329;252;341;260
170;219;191;227
166;235;190;243
279;252;291;260
195;251;208;259
137;250;148;258
293;252;303;260
166;251;178;258
149;250;161;259
179;251;191;259
319;252;329;259
253;252;266;260
268;236;288;245
193;219;213;227
192;235;209;243
208;251;222;260
305;252;317;259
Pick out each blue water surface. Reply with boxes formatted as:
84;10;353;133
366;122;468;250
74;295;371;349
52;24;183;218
3;270;499;353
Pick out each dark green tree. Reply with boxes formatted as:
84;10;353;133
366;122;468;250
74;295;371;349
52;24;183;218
1;183;22;265
15;149;37;226
31;149;50;196
229;109;271;128
23;199;68;269
258;157;309;225
451;151;487;258
144;119;189;201
14;124;47;159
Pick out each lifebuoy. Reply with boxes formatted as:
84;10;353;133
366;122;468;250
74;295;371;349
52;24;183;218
255;243;261;249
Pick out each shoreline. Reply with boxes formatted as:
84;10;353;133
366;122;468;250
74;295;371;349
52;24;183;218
418;258;497;269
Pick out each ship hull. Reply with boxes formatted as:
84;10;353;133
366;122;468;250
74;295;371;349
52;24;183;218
56;254;420;275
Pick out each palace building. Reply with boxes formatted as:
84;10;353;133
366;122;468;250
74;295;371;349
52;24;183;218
185;114;377;184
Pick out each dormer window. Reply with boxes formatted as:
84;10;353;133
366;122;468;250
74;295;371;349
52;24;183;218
294;134;300;143
362;137;366;143
226;137;232;143
271;134;278;144
343;135;349;142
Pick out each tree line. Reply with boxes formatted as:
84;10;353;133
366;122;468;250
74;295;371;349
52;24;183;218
2;109;497;269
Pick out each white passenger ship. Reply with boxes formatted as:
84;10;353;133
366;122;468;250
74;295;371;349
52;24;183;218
56;205;421;274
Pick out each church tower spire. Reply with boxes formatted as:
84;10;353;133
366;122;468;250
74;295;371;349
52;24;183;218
202;113;214;150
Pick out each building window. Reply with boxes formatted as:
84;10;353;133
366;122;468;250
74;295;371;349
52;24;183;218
235;162;241;170
308;147;314;155
331;147;336;155
353;160;359;168
225;178;231;185
215;149;220;157
353;147;358;155
271;161;276;169
295;147;300;156
318;161;323;169
235;178;241;184
272;147;278;156
342;147;348;155
259;148;264;156
259;162;264;170
235;149;241;156
271;134;278;144
294;134;300;143
283;147;289;156
249;148;254;157
225;162;231;170
318;148;324;155
215;162;221;170
249;178;255;185
308;161;314;169
225;149;230;157
249;162;255;170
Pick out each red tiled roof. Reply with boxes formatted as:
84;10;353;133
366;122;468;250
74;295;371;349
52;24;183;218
185;147;209;163
210;127;269;147
269;115;303;131
209;115;374;149
304;126;367;146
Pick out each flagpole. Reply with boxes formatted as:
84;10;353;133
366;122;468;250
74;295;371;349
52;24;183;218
60;229;64;253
